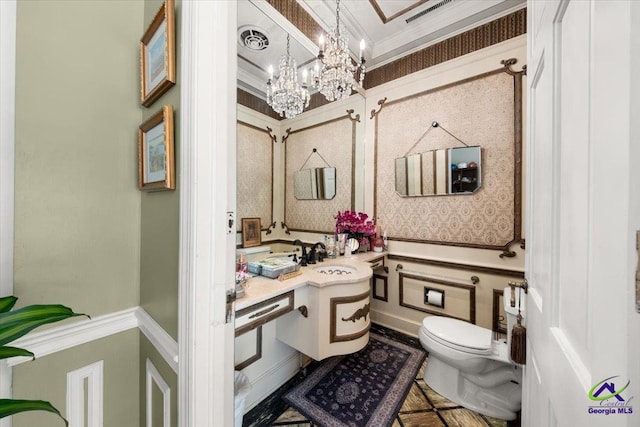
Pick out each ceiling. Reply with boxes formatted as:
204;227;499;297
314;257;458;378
237;0;526;99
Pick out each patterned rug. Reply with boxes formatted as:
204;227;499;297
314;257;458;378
283;332;426;427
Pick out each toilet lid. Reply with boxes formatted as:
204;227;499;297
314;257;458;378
422;316;492;353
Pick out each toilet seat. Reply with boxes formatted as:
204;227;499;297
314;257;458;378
421;316;493;355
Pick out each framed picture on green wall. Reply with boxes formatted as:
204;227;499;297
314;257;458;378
140;0;175;107
138;105;175;191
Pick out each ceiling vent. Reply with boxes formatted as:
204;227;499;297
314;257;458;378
406;0;455;24
238;26;270;51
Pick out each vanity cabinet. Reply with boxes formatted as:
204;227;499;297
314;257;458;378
276;279;371;361
235;291;294;336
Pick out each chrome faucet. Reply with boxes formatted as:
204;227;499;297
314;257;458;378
292;239;308;266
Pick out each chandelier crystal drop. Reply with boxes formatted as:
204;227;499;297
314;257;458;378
266;34;310;119
312;0;366;102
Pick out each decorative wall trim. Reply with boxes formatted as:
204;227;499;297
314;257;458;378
373;62;525;254
372;273;388;302
237;121;275;233
330;290;371;343
284;113;357;233
234;326;263;371
146;358;171;427
8;307;179;375
8;307;138;367
137;307;179;373
67;360;104;427
387;254;525;278
398;270;476;324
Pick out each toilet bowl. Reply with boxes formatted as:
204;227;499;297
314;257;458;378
419;287;524;420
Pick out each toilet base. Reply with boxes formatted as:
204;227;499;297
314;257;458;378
424;356;522;420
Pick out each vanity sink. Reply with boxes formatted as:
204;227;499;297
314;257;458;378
313;265;356;275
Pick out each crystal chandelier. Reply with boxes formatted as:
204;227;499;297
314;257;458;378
312;0;366;102
266;34;310;119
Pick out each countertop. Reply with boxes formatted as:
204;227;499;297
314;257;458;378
235;251;387;311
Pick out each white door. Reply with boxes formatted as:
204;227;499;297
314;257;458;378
525;1;639;426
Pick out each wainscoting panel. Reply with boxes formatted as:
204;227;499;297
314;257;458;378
146;358;171;427
67;360;104;427
398;271;476;324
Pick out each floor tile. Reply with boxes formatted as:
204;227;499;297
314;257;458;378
273;408;308;423
419;381;461;410
485;415;508;427
439;408;491;427
398;410;447;427
399;382;433;412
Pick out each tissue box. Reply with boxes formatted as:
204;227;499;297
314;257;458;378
247;258;299;278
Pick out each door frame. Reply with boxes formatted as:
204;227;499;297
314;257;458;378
0;1;16;425
178;1;237;426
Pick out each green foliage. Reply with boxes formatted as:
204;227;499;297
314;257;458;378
0;295;88;426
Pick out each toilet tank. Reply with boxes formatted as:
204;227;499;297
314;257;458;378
236;246;272;262
503;286;526;348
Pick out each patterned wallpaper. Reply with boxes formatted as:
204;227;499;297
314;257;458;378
237;122;273;230
285;117;355;233
374;70;517;247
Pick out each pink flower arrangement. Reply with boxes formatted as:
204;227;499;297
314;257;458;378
335;210;376;240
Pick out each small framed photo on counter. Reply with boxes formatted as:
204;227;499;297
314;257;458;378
138;105;175;191
242;218;262;248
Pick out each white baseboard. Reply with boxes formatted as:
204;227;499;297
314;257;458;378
371;310;421;338
244;351;301;412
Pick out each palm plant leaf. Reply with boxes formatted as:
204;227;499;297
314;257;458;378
0;346;34;360
0;306;88;346
0;399;68;426
0;296;17;313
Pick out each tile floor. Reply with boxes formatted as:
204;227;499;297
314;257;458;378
243;324;520;427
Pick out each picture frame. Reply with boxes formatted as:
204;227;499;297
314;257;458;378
138;105;175;191
242;218;262;248
140;0;175;107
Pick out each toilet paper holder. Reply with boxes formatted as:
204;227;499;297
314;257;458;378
424;286;445;308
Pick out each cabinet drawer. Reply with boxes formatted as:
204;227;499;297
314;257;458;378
235;291;294;336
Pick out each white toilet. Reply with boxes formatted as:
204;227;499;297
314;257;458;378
419;286;524;420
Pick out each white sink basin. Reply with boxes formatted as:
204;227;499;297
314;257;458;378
313;265;356;275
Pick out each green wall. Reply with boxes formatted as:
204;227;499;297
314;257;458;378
13;0;145;424
139;0;181;340
13;330;140;427
14;0;142;315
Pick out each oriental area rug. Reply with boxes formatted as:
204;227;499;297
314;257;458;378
283;333;426;427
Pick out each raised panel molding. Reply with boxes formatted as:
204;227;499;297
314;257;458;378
146;358;171;427
67;361;104;427
8;306;178;374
